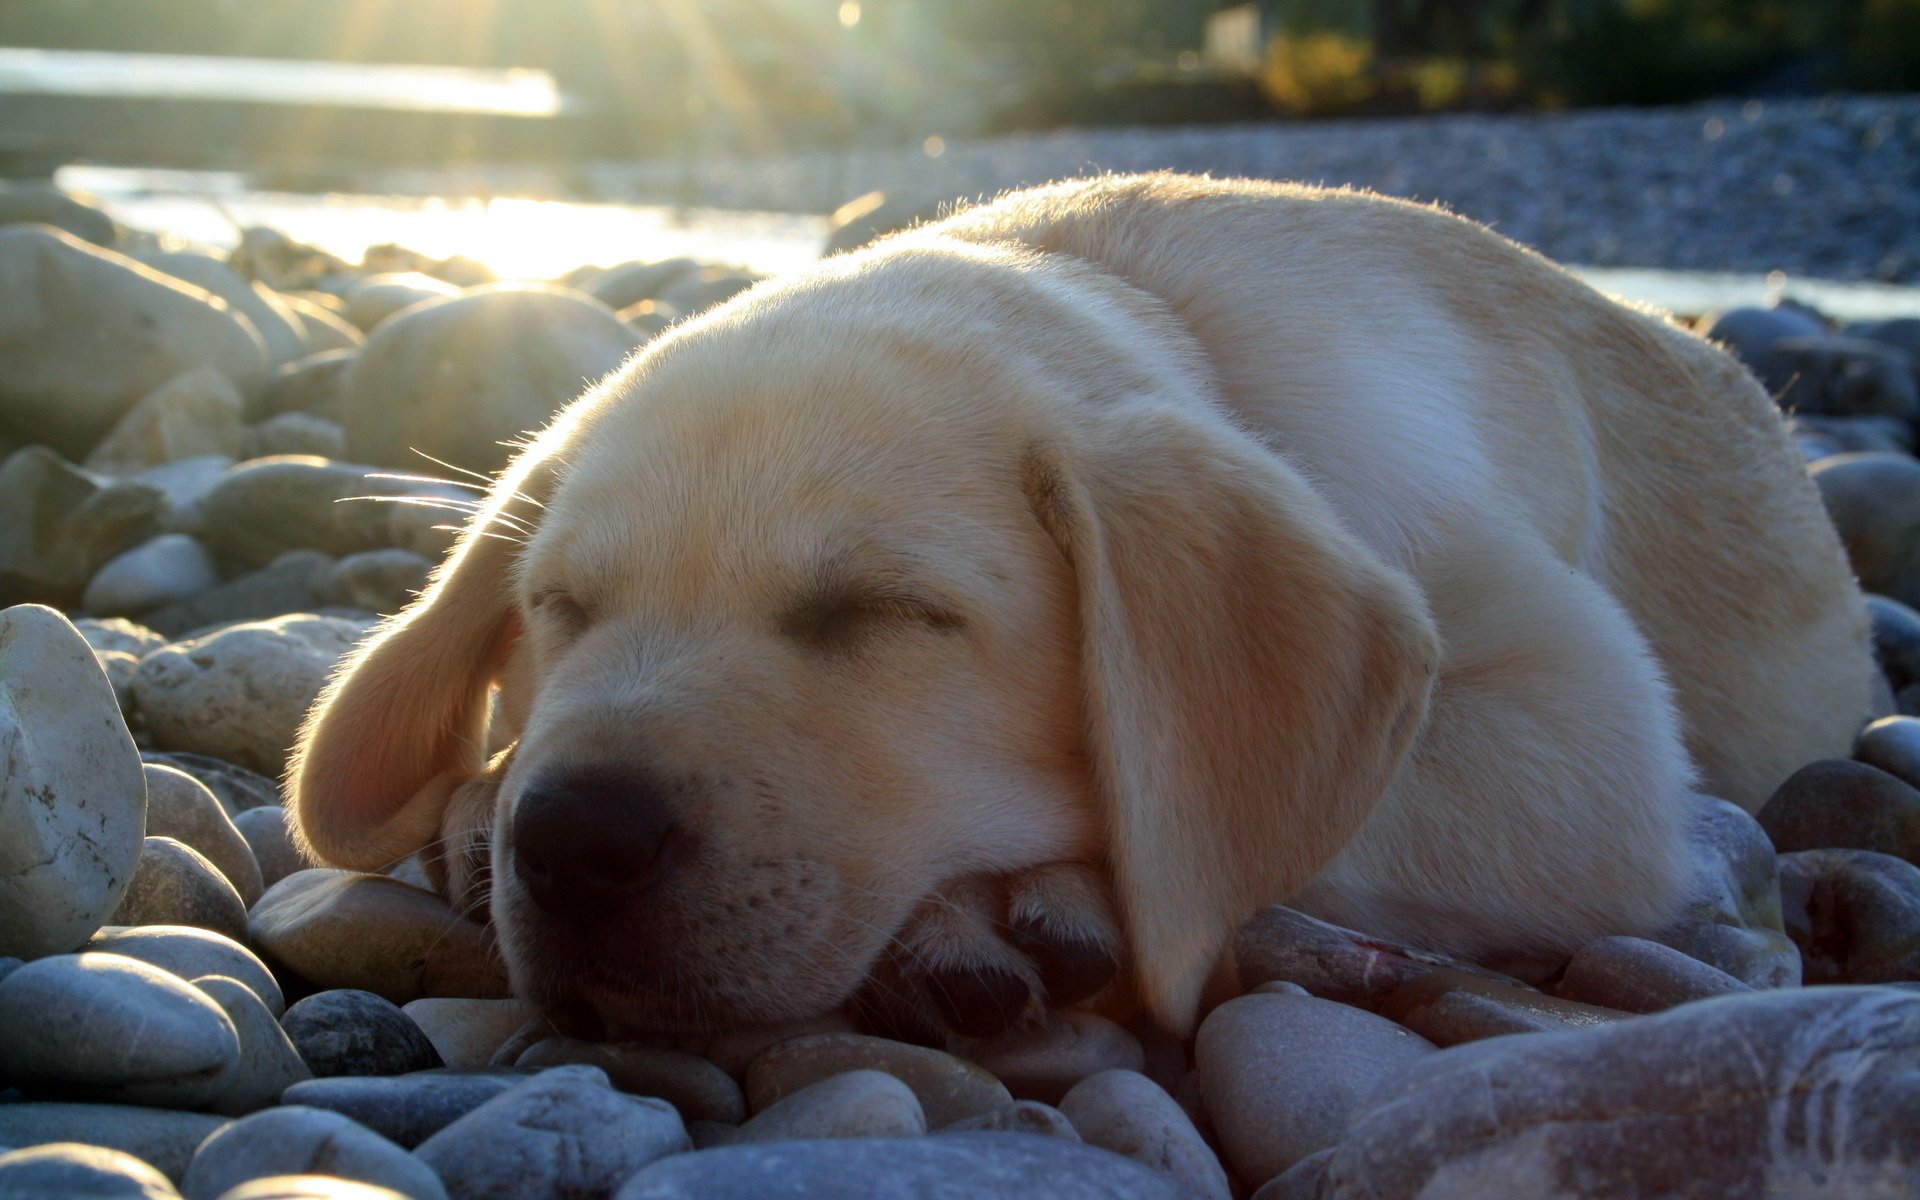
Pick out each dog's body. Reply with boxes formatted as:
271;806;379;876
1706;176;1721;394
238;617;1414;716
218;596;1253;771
292;175;1872;1037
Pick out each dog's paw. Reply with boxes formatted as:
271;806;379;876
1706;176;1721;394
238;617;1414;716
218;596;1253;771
855;863;1122;1042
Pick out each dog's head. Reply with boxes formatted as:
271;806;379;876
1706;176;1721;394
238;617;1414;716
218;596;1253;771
289;237;1437;1035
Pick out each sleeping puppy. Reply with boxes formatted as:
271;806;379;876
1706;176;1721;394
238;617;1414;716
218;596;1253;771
289;174;1872;1039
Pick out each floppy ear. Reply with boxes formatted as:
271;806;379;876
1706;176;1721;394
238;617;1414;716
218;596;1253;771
288;445;558;872
1024;402;1439;1034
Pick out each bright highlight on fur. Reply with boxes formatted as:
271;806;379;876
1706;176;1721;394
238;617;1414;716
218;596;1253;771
291;174;1873;1037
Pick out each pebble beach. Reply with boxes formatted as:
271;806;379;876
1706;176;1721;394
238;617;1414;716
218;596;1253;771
2;98;1920;1198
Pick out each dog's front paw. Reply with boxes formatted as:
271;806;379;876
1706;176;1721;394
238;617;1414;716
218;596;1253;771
855;863;1122;1042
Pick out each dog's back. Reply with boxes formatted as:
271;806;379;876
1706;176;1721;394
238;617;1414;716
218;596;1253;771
932;173;1871;811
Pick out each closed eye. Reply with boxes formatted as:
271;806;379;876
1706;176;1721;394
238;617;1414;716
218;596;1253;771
781;587;964;649
532;587;591;634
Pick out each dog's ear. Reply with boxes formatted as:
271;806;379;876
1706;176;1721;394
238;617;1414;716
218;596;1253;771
288;443;559;872
1023;402;1439;1034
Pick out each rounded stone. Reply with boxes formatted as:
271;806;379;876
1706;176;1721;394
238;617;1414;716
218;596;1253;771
1556;935;1752;1013
1810;452;1920;608
83;369;248;477
0;448;166;609
0;1142;180;1199
212;1177;411;1200
320;550;430;616
944;1100;1081;1140
142;752;284;815
0;951;240;1108
246;413;347;461
1232;903;1522;1007
250;871;508;1004
1858;714;1920;789
342;272;460;332
0;225;268;458
194;975;314;1116
232;807;308;891
279;1070;528;1149
1059;1069;1232;1200
0;1105;227;1185
1779;847;1920;984
261;351;355;424
342;284;640;473
132;616;364;777
402;998;538;1069
83;535;220;617
142;764;264;905
107;837;251;945
1758;758;1920;863
0;181;119;244
1195;991;1438;1189
514;1036;745;1123
279;989;445;1078
616;1132;1194;1199
195;459;452;571
86;925;284;1015
1378;970;1633;1046
180;1107;446;1200
746;1033;1013;1129
140;252;307;370
733;1069;926;1143
950;1011;1146;1105
1652;794;1802;988
0;603;147;958
414;1065;689;1200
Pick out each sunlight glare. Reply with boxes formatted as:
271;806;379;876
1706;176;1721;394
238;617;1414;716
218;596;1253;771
838;2;862;29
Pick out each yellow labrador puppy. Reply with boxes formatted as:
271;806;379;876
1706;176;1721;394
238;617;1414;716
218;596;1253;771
291;174;1871;1038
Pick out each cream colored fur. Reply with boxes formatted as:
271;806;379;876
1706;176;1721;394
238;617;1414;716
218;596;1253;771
290;174;1872;1035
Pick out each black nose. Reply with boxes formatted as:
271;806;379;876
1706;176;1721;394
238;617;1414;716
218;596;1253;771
510;770;680;922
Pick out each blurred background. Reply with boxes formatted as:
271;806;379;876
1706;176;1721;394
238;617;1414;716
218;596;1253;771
2;0;1918;303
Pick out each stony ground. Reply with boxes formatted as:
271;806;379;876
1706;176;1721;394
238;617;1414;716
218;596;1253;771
1;175;1920;1200
590;93;1920;284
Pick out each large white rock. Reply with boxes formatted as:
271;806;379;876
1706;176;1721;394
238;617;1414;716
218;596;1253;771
83;534;219;617
0;603;146;957
84;368;247;476
131;614;364;775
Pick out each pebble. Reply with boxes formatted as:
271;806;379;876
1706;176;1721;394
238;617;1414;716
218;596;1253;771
1306;986;1920;1198
195;459;443;570
0;179;119;244
251;871;509;1003
1652;794;1802;987
746;1033;1013;1129
279;990;445;1078
1810;452;1920;608
143;764;264;905
0;603;147;958
0;225;268;458
943;1100;1080;1140
414;1065;689;1200
1778;847;1920;984
1377;969;1631;1045
246;413;347;461
1058;1069;1232;1200
669;1012;858;1077
585;257;699;309
0;1104;227;1184
0;448;164;609
1858;714;1920;788
139;252;307;370
107;837;252;944
279;1070;527;1149
342;272;460;331
950;1011;1145;1104
261;352;354;426
195;975;315;1116
83;535;221;617
616;1132;1195;1200
1194;991;1437;1189
233;807;308;890
513;1036;745;1123
1763;336;1919;421
74;615;168;659
127;455;233;539
402;999;537;1070
87;925;284;1014
179;1107;446;1200
341;284;641;472
140;553;335;640
0;951;239;1108
728;1069;925;1143
0;1142;181;1199
320;550;431;615
132;616;365;776
1555;935;1753;1013
211;1177;410;1200
1231;904;1522;1007
1758;758;1920;863
83;368;247;476
281;296;365;359
141;752;284;815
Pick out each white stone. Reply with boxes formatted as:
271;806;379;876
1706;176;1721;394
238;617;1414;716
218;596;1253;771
83;534;219;617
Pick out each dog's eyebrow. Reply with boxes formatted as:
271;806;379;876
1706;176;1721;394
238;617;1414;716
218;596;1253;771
779;543;965;636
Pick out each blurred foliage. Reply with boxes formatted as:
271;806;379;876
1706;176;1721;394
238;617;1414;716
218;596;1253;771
1257;0;1920;114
